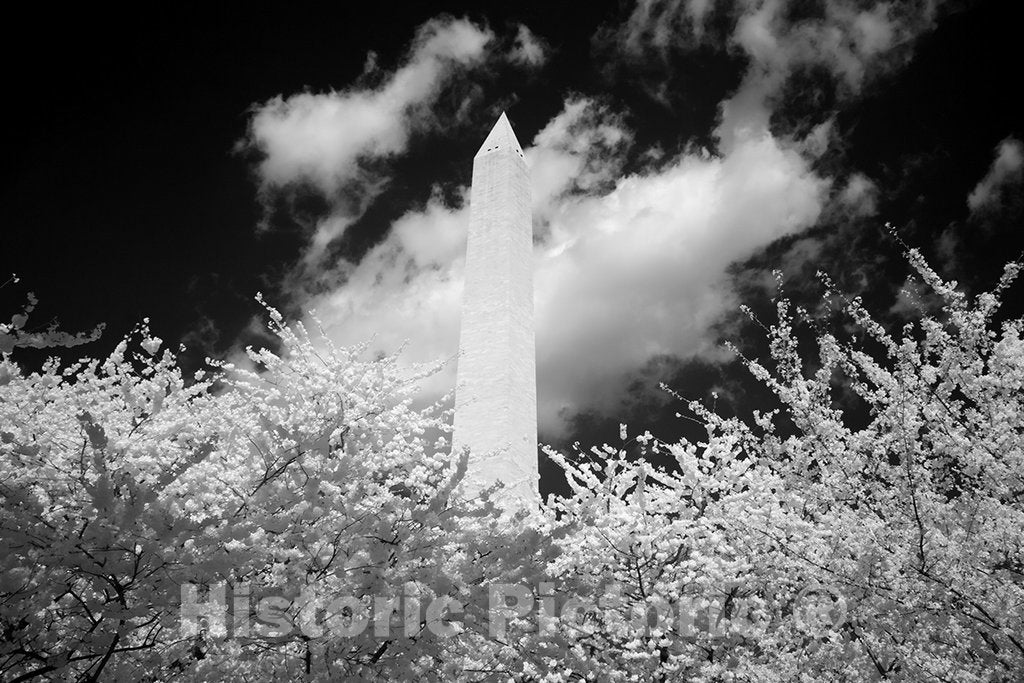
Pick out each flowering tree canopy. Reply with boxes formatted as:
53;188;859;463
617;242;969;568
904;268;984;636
2;250;1022;681
533;249;1024;681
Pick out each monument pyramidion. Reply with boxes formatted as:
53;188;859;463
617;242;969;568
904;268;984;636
452;112;539;512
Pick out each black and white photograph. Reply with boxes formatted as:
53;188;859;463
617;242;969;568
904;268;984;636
2;1;1022;680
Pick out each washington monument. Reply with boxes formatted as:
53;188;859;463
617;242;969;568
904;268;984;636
453;112;539;511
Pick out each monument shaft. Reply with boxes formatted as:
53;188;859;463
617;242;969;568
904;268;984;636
453;113;539;510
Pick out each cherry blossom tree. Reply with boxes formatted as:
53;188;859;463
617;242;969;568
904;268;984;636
1;294;519;681
535;247;1024;681
3;245;1022;681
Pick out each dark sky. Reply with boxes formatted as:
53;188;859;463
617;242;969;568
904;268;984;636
3;1;1023;494
3;2;620;343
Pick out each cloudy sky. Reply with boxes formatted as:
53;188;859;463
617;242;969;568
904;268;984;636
3;1;1022;488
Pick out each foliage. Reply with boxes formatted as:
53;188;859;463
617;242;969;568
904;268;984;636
2;250;1022;681
0;294;519;681
532;250;1024;681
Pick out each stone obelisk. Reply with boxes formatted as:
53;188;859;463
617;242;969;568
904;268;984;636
453;112;539;511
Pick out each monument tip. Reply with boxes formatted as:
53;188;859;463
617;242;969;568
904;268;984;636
476;111;523;158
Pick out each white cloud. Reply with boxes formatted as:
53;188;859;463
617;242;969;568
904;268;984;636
308;194;469;399
838;173;879;217
530;103;826;428
528;100;633;213
720;0;944;151
249;18;492;197
615;0;941;72
617;0;715;55
605;0;945;152
968;136;1024;213
509;24;548;67
245;18;496;265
